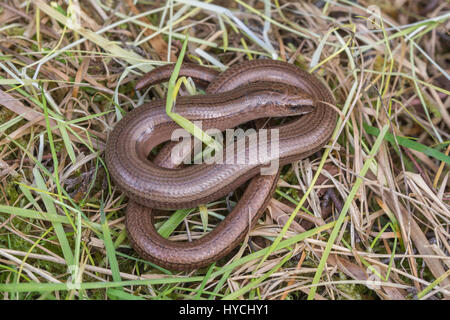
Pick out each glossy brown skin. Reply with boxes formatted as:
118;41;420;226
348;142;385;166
135;63;219;91
108;60;337;270
106;82;315;209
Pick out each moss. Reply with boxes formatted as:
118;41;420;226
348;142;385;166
335;271;364;299
6;27;25;37
5;181;19;204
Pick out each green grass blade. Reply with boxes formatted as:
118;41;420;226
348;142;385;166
157;208;194;238
0;204;71;224
194;263;216;300
307;124;389;299
363;123;450;164
33;168;74;266
107;288;146;300
100;201;122;284
165;34;222;153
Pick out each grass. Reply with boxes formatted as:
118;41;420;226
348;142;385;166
0;0;449;300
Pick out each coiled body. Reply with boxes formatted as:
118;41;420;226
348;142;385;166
106;60;337;270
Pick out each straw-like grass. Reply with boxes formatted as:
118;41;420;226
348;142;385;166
0;0;449;300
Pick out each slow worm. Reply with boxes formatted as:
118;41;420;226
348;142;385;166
105;60;337;270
